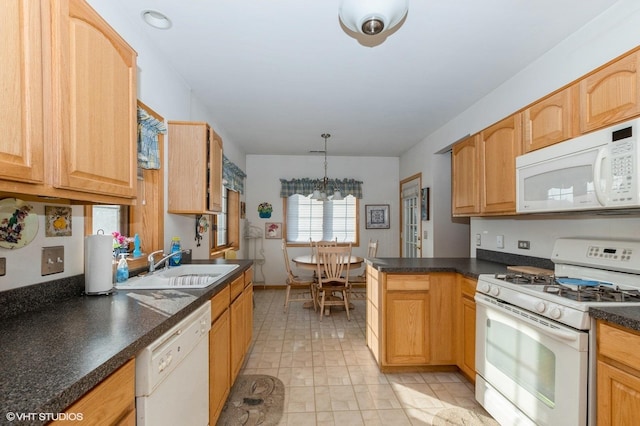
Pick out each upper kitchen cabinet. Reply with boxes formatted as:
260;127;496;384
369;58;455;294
579;50;640;133
0;0;138;204
451;134;480;216
523;85;578;153
479;113;522;214
168;121;223;214
0;0;45;185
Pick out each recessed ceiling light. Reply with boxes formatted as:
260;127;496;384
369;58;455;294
141;10;172;30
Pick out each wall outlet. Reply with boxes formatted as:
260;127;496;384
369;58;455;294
518;240;531;250
497;235;504;249
42;246;65;276
476;234;481;246
423;230;428;239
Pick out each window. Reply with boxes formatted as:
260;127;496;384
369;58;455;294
212;187;240;251
285;194;358;244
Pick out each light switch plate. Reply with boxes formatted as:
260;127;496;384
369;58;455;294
42;246;64;276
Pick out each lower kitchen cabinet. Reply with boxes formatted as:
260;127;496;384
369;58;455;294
367;270;456;371
52;359;135;425
209;287;231;426
457;276;477;382
230;268;254;383
597;320;640;425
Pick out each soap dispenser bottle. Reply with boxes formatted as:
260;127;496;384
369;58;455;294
169;236;182;267
116;253;129;283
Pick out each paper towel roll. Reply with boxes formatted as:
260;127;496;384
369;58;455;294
85;235;114;295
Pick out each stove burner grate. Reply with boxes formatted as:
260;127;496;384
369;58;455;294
544;282;640;302
494;272;554;285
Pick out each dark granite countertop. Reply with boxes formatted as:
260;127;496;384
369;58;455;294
367;257;513;278
0;259;252;426
589;306;640;332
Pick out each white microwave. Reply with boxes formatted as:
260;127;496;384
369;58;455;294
516;118;640;213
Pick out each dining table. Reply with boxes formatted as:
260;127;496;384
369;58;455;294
291;254;364;313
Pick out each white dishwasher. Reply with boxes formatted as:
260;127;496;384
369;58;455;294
136;301;211;425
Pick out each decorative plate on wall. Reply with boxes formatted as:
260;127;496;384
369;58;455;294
0;198;38;249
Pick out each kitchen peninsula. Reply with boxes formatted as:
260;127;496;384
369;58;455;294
364;253;548;375
0;260;252;425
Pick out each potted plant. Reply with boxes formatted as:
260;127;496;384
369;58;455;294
257;202;272;218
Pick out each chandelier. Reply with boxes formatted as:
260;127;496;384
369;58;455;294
312;133;343;202
338;0;409;36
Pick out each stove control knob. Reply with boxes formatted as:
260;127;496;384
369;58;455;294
479;283;491;294
550;307;562;319
535;301;547;313
490;286;500;297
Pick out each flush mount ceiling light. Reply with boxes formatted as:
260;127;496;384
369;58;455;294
312;134;343;202
141;10;172;30
338;0;408;36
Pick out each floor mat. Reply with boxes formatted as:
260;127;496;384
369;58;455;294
217;375;285;426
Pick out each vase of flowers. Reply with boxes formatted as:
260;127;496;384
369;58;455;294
112;231;133;257
258;202;272;218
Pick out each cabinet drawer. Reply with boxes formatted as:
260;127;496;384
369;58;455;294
386;274;430;291
598;322;640;371
211;286;230;323
244;267;253;286
230;275;244;301
54;359;135;425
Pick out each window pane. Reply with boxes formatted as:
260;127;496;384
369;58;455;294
92;205;128;236
286;194;356;243
217;187;228;246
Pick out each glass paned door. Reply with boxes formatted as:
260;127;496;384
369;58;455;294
400;175;421;258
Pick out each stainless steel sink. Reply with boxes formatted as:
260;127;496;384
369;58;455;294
114;264;240;290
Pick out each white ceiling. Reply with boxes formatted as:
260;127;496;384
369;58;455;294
113;0;619;157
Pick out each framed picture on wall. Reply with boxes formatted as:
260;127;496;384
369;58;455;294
365;204;390;229
421;187;430;221
265;222;282;239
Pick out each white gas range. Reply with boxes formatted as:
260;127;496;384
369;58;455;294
474;238;640;426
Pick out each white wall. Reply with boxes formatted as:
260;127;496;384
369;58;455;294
401;0;640;260
246;155;399;286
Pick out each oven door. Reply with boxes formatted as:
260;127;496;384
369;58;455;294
475;294;589;426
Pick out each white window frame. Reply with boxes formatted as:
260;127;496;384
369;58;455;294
284;194;359;245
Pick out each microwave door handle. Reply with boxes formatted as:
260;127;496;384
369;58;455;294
593;147;607;206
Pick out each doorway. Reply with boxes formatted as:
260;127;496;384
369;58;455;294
400;173;421;257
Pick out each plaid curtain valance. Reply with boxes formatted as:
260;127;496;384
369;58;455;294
223;156;246;194
280;178;363;199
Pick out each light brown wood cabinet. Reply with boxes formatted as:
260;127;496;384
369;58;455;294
209;267;253;425
597;320;640;425
451;135;480;216
167;121;223;214
209;286;231;426
479;114;522;214
456;276;476;382
523;86;578;152
367;269;456;371
52;359;135;425
0;0;138;204
579;50;640;134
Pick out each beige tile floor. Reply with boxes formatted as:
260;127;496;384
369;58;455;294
238;288;496;425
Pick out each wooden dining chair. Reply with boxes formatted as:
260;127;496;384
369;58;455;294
350;239;378;284
314;243;352;321
282;239;316;313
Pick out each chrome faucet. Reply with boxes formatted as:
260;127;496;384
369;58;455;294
148;249;192;273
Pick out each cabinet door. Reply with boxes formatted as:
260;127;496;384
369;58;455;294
597;360;640;426
429;273;456;365
209;309;230;426
523;86;577;152
385;291;429;365
244;283;253;352
480;114;522;214
50;0;137;198
0;0;45;184
209;128;223;212
460;296;476;379
451;134;480;216
579;51;640;133
230;291;245;382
